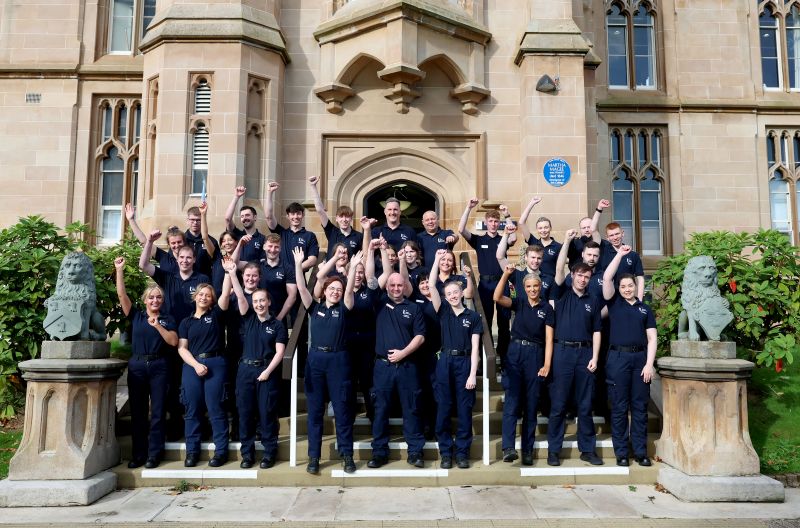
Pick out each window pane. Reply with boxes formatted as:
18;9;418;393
788;7;800;89
101;149;124;206
782;133;789;164
103;105;112;141
611;131;621;166
131;158;139;206
638;131;647;167
192;125;209;194
142;0;157;37
607;6;628;87
624;132;634;165
633;11;656;88
760;9;780;88
118;104;127;144
770;177;792;235
110;0;134;53
133;103;142;143
767;135;776;165
640;172;663;255
651;133;661;166
613;172;636;248
101;210;123;241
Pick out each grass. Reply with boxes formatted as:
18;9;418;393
0;427;23;480
748;365;800;474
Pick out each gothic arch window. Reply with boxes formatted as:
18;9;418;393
609;126;667;255
766;129;800;242
605;1;658;90
757;1;800;90
93;97;141;243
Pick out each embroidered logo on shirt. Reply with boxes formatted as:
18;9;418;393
158;318;168;327
537;310;546;319
401;234;408;240
548;249;556;256
275;272;284;280
360;292;368;299
437;237;445;243
189;286;197;295
462;319;472;328
638;307;648;315
204;316;213;324
401;309;411;319
626;257;633;266
298;239;306;246
331;309;340;318
254;241;261;249
265;326;275;334
585;303;592;313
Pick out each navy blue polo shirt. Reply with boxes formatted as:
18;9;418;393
154;247;179;275
561;267;604;302
607;295;656;347
271;225;319;265
323;222;363;257
374;293;426;357
371;223;417;251
239;312;288;361
129;307;177;357
257;260;296;317
412;293;441;352
553;288;603;342
466;232;504;281
346;285;379;337
210;255;227;298
435;273;468;297
512;268;553;305
438;305;483;352
598;240;644;278
407;264;428;295
509;297;554;343
152;267;211;323
184;230;219;276
416;229;455;268
527;235;562;279
232;227;267;263
178;305;225;357
567;235;593;268
308;300;348;351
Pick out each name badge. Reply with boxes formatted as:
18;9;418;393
480;245;489;249
385;304;395;310
317;312;325;317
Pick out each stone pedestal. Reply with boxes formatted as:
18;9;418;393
0;341;126;507
655;342;785;502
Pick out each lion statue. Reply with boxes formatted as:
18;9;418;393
43;251;106;341
677;255;733;341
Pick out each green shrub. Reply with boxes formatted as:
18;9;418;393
650;229;800;369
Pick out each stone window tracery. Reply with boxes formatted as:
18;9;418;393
766;129;800;243
605;0;658;90
757;1;800;91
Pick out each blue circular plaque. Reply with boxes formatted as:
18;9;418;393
543;158;571;188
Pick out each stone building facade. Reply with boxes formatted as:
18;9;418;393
0;0;797;269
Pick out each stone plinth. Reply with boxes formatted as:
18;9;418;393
8;354;127;481
670;340;737;359
41;340;111;360
0;471;117;507
656;351;785;502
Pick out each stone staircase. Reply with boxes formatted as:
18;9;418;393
113;388;662;487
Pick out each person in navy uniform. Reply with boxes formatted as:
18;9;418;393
177;266;237;468
294;247;359;475
601;245;656;467
398;240;427;296
224;186;267;263
210;231;243;297
184;205;220;277
371;197;417;252
590;199;645;297
309;175;363;257
426;249;482;469
247;233;298;323
493;263;554;466
496;224;554;303
566;200;603;267
548;258;604;467
516;196;563;280
458;198;512;369
367;264;427;469
416;210;458;268
114;257;178;469
264;181;319;271
231;280;288;469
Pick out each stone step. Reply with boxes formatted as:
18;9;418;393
113;456;659;488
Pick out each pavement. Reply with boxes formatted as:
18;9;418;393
0;485;798;527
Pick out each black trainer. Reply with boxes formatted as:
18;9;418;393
343;455;356;474
546;452;560;466
208;454;228;467
367;455;388;468
616;456;630;467
634;456;652;467
240;457;254;469
502;448;519;462
144;457;160;469
127;458;145;469
579;451;604;465
306;457;320;474
521;451;534;466
456;457;470;469
184;453;199;467
260;456;275;469
407;453;424;468
440;456;453;469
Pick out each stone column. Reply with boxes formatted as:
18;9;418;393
0;342;127;507
655;341;784;502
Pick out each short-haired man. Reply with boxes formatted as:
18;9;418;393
416;210;458;268
371;197;417;252
458;198;513;365
517;196;563;280
548;256;604;467
264;181;319;271
184;205;220;276
590;199;645;300
554;230;604;302
496;223;554;302
309;176;363;256
224;186;267;263
567;200;603;266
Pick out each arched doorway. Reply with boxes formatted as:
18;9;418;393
364;179;438;231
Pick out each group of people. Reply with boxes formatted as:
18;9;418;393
115;178;656;473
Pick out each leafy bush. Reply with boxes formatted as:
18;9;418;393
0;216;150;419
650;229;800;369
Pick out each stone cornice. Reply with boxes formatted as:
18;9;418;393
314;0;491;45
139;4;289;64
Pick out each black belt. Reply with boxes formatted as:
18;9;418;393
611;345;645;353
131;354;162;362
196;352;219;359
312;346;335;352
480;275;502;282
443;349;467;357
241;357;273;367
375;355;389;363
558;340;592;348
512;338;543;347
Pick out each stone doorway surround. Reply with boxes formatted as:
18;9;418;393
317;133;486;229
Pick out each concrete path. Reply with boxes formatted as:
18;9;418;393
0;485;798;526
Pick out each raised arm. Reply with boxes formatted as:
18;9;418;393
365;237;380;290
114;257;132;316
428;249;444;312
314;245;345;299
518;196;542;242
124;203;148;245
222;259;248;315
396;247;413;297
496;222;516;270
602;244;631;300
555;229;576;286
461;263;474;300
589;199;609;243
223;186;246;232
139;229;161;277
308;176;330;228
292;247;312;309
457;198;480;241
199;201;215;258
264;181;279;231
492;263;515;308
344;250;363;310
376;238;392;289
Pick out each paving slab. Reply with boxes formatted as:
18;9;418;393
335;486;454;521
285;487;344;521
152;486;300;522
573;485;641;518
448;485;537;519
0;488;167;523
524;485;596;518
